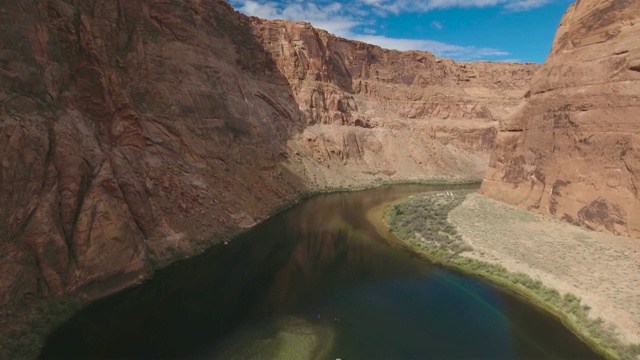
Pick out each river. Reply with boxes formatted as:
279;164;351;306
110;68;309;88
39;184;601;359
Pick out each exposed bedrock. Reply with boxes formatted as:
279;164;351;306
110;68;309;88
482;0;640;239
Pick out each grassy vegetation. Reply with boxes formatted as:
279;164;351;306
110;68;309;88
385;191;473;256
384;191;640;360
215;317;335;360
0;296;84;359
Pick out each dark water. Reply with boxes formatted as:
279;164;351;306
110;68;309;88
40;185;601;359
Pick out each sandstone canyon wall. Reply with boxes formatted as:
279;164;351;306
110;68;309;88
251;19;537;186
482;0;640;239
0;0;537;309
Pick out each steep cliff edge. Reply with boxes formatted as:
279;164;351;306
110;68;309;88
0;0;536;314
482;0;640;239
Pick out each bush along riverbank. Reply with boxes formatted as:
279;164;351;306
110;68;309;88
383;191;640;360
0;296;84;359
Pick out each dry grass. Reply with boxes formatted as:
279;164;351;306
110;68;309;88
385;191;640;359
0;297;83;359
449;194;640;346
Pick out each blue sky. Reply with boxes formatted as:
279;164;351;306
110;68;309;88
226;0;574;63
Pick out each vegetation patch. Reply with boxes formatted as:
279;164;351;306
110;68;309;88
215;317;335;360
0;297;84;360
385;191;473;256
384;191;640;360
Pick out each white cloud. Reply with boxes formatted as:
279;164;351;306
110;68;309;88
227;0;547;61
351;35;509;60
357;0;552;13
235;1;279;18
232;0;361;37
495;58;525;62
504;0;552;11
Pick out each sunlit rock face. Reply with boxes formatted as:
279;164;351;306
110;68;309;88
0;0;537;306
251;19;537;185
482;0;640;238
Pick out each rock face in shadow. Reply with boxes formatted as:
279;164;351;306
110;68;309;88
0;0;536;307
482;0;640;238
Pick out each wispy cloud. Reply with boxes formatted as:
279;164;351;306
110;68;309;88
228;0;550;61
356;0;552;13
232;0;362;38
350;35;508;60
495;58;525;63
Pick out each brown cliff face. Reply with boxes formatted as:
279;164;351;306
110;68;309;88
0;0;536;311
0;0;306;309
252;19;537;184
253;19;534;126
482;0;640;239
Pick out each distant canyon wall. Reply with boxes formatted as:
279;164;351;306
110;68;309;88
252;19;537;184
482;0;640;238
0;0;536;307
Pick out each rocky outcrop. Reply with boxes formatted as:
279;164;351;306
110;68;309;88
0;0;536;310
482;0;640;238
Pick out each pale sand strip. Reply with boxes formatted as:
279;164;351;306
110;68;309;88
448;193;640;344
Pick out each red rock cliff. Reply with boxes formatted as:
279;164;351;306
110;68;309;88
482;0;640;238
0;0;537;308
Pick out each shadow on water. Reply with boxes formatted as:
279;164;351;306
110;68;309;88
39;185;601;359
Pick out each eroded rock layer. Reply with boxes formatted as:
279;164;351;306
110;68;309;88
0;0;536;307
482;0;640;238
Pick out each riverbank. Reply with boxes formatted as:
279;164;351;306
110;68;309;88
152;177;482;269
383;191;640;360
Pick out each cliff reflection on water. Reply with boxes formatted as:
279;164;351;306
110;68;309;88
40;184;600;359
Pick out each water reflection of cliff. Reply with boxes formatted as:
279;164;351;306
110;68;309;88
39;184;598;360
40;185;438;358
261;229;373;313
255;186;436;314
